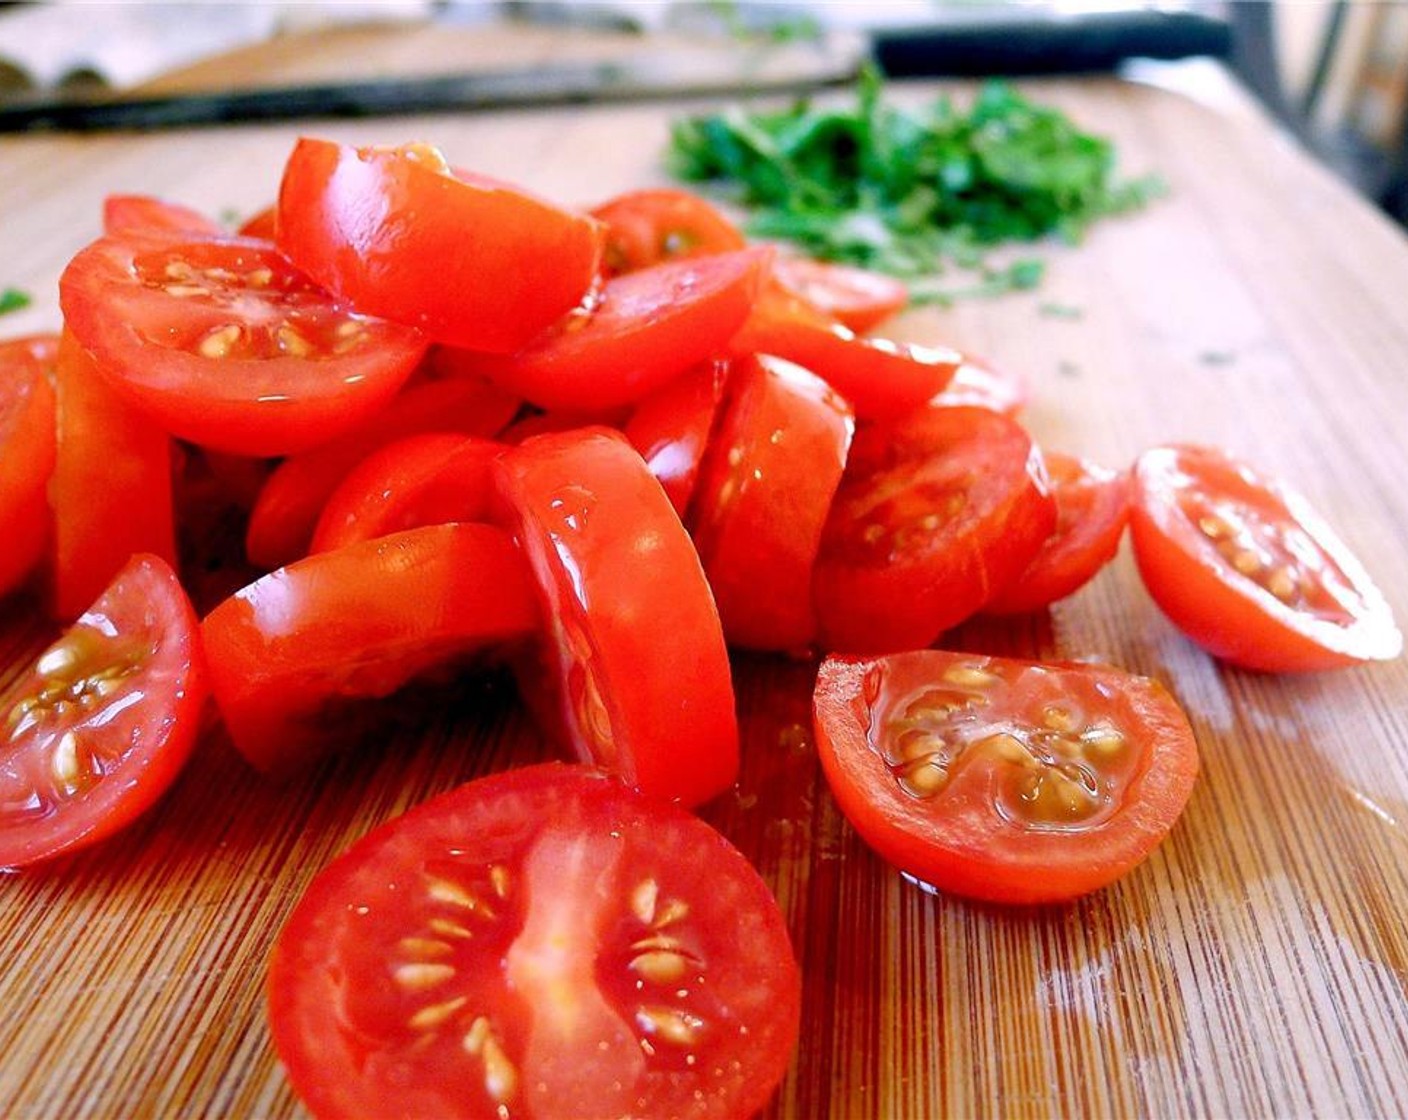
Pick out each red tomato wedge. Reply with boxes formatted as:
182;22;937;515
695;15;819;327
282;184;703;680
268;762;801;1120
277;139;603;353
237;204;279;240
59;230;428;456
814;405;1055;654
102;194;223;237
50;331;176;621
0;554;205;868
930;354;1029;416
622;357;729;516
310;434;504;553
734;279;958;420
984;451;1131;615
770;256;909;333
202;523;537;773
689;355;855;652
592;186;746;274
815;650;1199;904
493;429;738;806
0;336;58;599
1130;444;1402;671
460;246;772;412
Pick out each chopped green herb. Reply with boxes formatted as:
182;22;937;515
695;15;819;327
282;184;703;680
1039;302;1085;320
0;288;32;316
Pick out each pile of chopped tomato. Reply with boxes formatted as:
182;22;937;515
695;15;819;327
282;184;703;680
1;141;1400;1119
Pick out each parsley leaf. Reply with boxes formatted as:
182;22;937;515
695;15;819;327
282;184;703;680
0;288;32;316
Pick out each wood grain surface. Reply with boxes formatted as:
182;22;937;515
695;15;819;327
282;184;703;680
2;21;1407;1120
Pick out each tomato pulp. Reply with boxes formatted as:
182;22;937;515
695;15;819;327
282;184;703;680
0;335;58;599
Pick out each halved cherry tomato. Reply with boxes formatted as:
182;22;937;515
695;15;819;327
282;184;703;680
814;405;1055;653
984;451;1130;615
102;194;223;237
591;187;746;274
277;139;603;353
461;246;771;413
622;357;729;515
237;205;279;240
815;650;1199;904
0;336;58;599
50;331;176;621
310;434;504;553
689;355;854;652
493;429;738;806
59;231;428;456
203;523;538;774
1130;444;1402;671
0;553;205;868
930;354;1028;416
268;762;801;1120
770;256;909;333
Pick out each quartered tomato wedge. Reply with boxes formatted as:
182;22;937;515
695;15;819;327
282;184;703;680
268;763;801;1120
59;230;428;456
770;256;909;333
277;139;603;353
930;354;1028;416
592;186;746;274
985;451;1131;615
1130;444;1402;671
102;194;223;237
493;429;738;806
814;405;1055;653
0;554;205;868
202;523;538;773
689;355;854;652
237;205;279;240
815;650;1199;904
0;335;58;599
622;357;729;516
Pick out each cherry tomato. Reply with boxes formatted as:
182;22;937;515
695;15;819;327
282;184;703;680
984;451;1131;615
1130;444;1402;671
50;331;176;621
310;434;504;553
689;355;854;652
622;357;729;516
277;139;603;353
102;194;223;237
459;246;771;412
814;405;1055;653
203;523;538;774
930;354;1029;415
59;230;428;456
770;256;909;333
493;429;738;806
268;762;801;1120
0;554;205;868
815;650;1199;904
591;187;746;274
0;336;57;599
237;205;279;240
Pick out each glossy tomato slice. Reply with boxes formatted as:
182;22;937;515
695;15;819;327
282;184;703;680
770;256;909;333
929;354;1028;415
984;451;1131;615
60;231;428;456
102;194;223;237
203;523;537;773
1130;444;1402;671
493;429;738;806
0;554;205;868
689;355;854;652
815;650;1199;904
461;246;771;412
591;186;746;274
0;336;57;599
277;140;603;353
237;204;279;240
814;405;1055;653
268;762;801;1120
622;357;729;516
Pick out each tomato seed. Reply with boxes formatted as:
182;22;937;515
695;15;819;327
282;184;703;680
392;963;455;991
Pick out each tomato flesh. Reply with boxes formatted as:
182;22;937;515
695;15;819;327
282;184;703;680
103;194;223;237
930;354;1028;415
770;256;909;333
0;336;58;599
815;650;1199;903
592;187;747;274
622;357;729;516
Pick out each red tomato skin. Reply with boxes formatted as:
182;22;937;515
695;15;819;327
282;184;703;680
622;357;729;515
689;355;855;652
277;139;603;353
0;554;206;868
591;186;747;274
237;205;279;240
493;429;739;806
770;256;909;333
102;194;223;237
815;651;1200;904
0;336;58;598
1130;444;1402;671
929;354;1029;416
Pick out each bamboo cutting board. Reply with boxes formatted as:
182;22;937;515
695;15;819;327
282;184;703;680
2;23;1408;1120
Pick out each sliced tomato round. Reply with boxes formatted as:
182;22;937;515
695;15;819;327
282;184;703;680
984;451;1131;615
591;186;746;274
59;230;428;456
689;355;854;652
1130;444;1402;671
0;335;58;599
930;353;1028;415
493;428;738;806
460;246;771;412
0;553;205;868
102;194;223;237
770;256;909;333
277;139;603;353
814;405;1055;653
622;357;729;516
202;523;538;774
268;762;801;1120
815;650;1199;904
